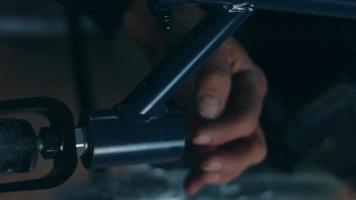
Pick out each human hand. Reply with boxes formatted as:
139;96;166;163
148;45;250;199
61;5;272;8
123;3;267;194
184;38;268;195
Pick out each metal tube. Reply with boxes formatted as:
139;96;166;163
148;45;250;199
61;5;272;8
253;0;356;20
122;7;254;115
188;0;356;19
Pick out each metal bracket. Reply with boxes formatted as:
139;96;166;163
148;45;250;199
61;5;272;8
148;0;255;30
0;97;77;193
223;2;255;13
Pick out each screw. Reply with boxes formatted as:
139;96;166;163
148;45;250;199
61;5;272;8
156;8;173;30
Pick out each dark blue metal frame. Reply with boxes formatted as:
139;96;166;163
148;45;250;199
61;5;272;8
154;0;356;19
121;5;254;115
82;5;255;169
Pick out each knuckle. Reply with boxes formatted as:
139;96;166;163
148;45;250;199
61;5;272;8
203;64;230;77
242;127;254;138
238;117;259;137
253;67;268;98
251;140;267;165
227;159;245;174
257;144;268;163
212;66;230;76
234;121;257;139
248;118;260;134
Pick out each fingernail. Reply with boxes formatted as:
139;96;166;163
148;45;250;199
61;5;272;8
198;94;220;119
202;161;222;172
193;135;211;145
206;174;220;183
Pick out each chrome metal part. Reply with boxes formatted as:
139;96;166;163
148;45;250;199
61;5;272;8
223;2;255;13
75;128;88;157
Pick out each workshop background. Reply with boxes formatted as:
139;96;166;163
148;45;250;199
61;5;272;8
0;0;355;199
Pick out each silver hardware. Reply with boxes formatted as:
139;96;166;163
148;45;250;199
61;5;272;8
75;128;88;157
223;2;255;13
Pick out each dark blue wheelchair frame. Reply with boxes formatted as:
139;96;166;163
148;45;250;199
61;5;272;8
0;0;355;193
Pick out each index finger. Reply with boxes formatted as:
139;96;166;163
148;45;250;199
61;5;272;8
193;64;267;146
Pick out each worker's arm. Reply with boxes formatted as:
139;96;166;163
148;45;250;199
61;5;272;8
123;1;268;195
